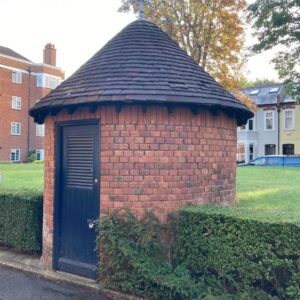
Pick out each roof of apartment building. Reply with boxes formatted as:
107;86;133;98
242;84;296;106
0;46;31;62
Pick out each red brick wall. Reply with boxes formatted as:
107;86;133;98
41;104;237;268
0;55;64;161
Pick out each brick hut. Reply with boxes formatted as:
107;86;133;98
30;19;253;279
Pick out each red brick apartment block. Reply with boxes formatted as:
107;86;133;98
0;44;64;162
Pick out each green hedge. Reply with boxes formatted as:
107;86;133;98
176;206;300;299
0;191;43;253
99;208;290;299
98;210;206;299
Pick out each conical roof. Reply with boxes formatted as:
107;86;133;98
30;19;253;124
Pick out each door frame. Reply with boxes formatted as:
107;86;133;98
53;119;100;273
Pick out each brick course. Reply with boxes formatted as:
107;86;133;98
41;104;237;268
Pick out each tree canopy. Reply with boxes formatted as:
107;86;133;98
239;77;278;89
248;0;300;101
119;0;247;92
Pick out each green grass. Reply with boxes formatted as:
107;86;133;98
0;162;44;192
236;166;300;212
0;163;299;213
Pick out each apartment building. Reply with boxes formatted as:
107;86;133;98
237;84;298;164
0;44;64;162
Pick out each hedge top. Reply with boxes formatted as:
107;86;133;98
30;19;253;125
182;205;300;226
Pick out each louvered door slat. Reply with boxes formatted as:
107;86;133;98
66;134;94;189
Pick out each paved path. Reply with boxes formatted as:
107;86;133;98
0;266;108;300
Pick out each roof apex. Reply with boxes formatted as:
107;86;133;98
30;19;253;124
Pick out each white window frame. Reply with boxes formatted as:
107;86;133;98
36;73;61;89
283;109;295;131
12;71;22;84
11;122;21;135
36;149;45;161
12;96;22;110
264;111;275;131
36;124;45;137
10;149;20;162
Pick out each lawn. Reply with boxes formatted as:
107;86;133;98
0;162;44;192
0;163;300;213
236;166;300;212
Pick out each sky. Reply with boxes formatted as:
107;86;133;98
0;0;279;82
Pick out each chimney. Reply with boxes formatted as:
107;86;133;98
43;43;56;66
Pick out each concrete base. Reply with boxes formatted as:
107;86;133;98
0;248;99;291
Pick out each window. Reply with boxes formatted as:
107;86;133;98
36;73;60;89
36;149;45;161
36;124;45;137
11;122;21;135
36;74;43;87
12;71;22;84
12;96;21;110
252;157;266;166
248;119;253;131
265;144;276;155
269;87;279;93
250;89;259;95
249;144;254;161
283;144;295;155
264;111;274;131
10;149;20;162
237;144;245;163
283;109;294;130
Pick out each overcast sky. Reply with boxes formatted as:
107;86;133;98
1;0;279;82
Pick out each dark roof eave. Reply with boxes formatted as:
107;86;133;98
30;98;253;125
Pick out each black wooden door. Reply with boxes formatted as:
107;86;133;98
56;123;99;279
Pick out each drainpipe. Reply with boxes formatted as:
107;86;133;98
277;94;281;155
26;67;32;160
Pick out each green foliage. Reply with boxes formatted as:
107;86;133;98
98;209;207;299
248;0;300;101
239;77;278;89
0;191;43;253
98;208;294;299
27;149;36;163
176;205;300;299
119;0;247;91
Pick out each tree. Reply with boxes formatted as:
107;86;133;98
248;0;300;102
238;77;278;89
119;0;247;91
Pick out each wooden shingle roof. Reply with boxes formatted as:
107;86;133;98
30;19;253;124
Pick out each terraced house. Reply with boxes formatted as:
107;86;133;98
237;84;299;164
0;44;64;162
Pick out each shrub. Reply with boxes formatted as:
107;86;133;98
27;149;36;162
98;209;211;299
99;209;282;299
0;191;43;253
176;205;300;299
